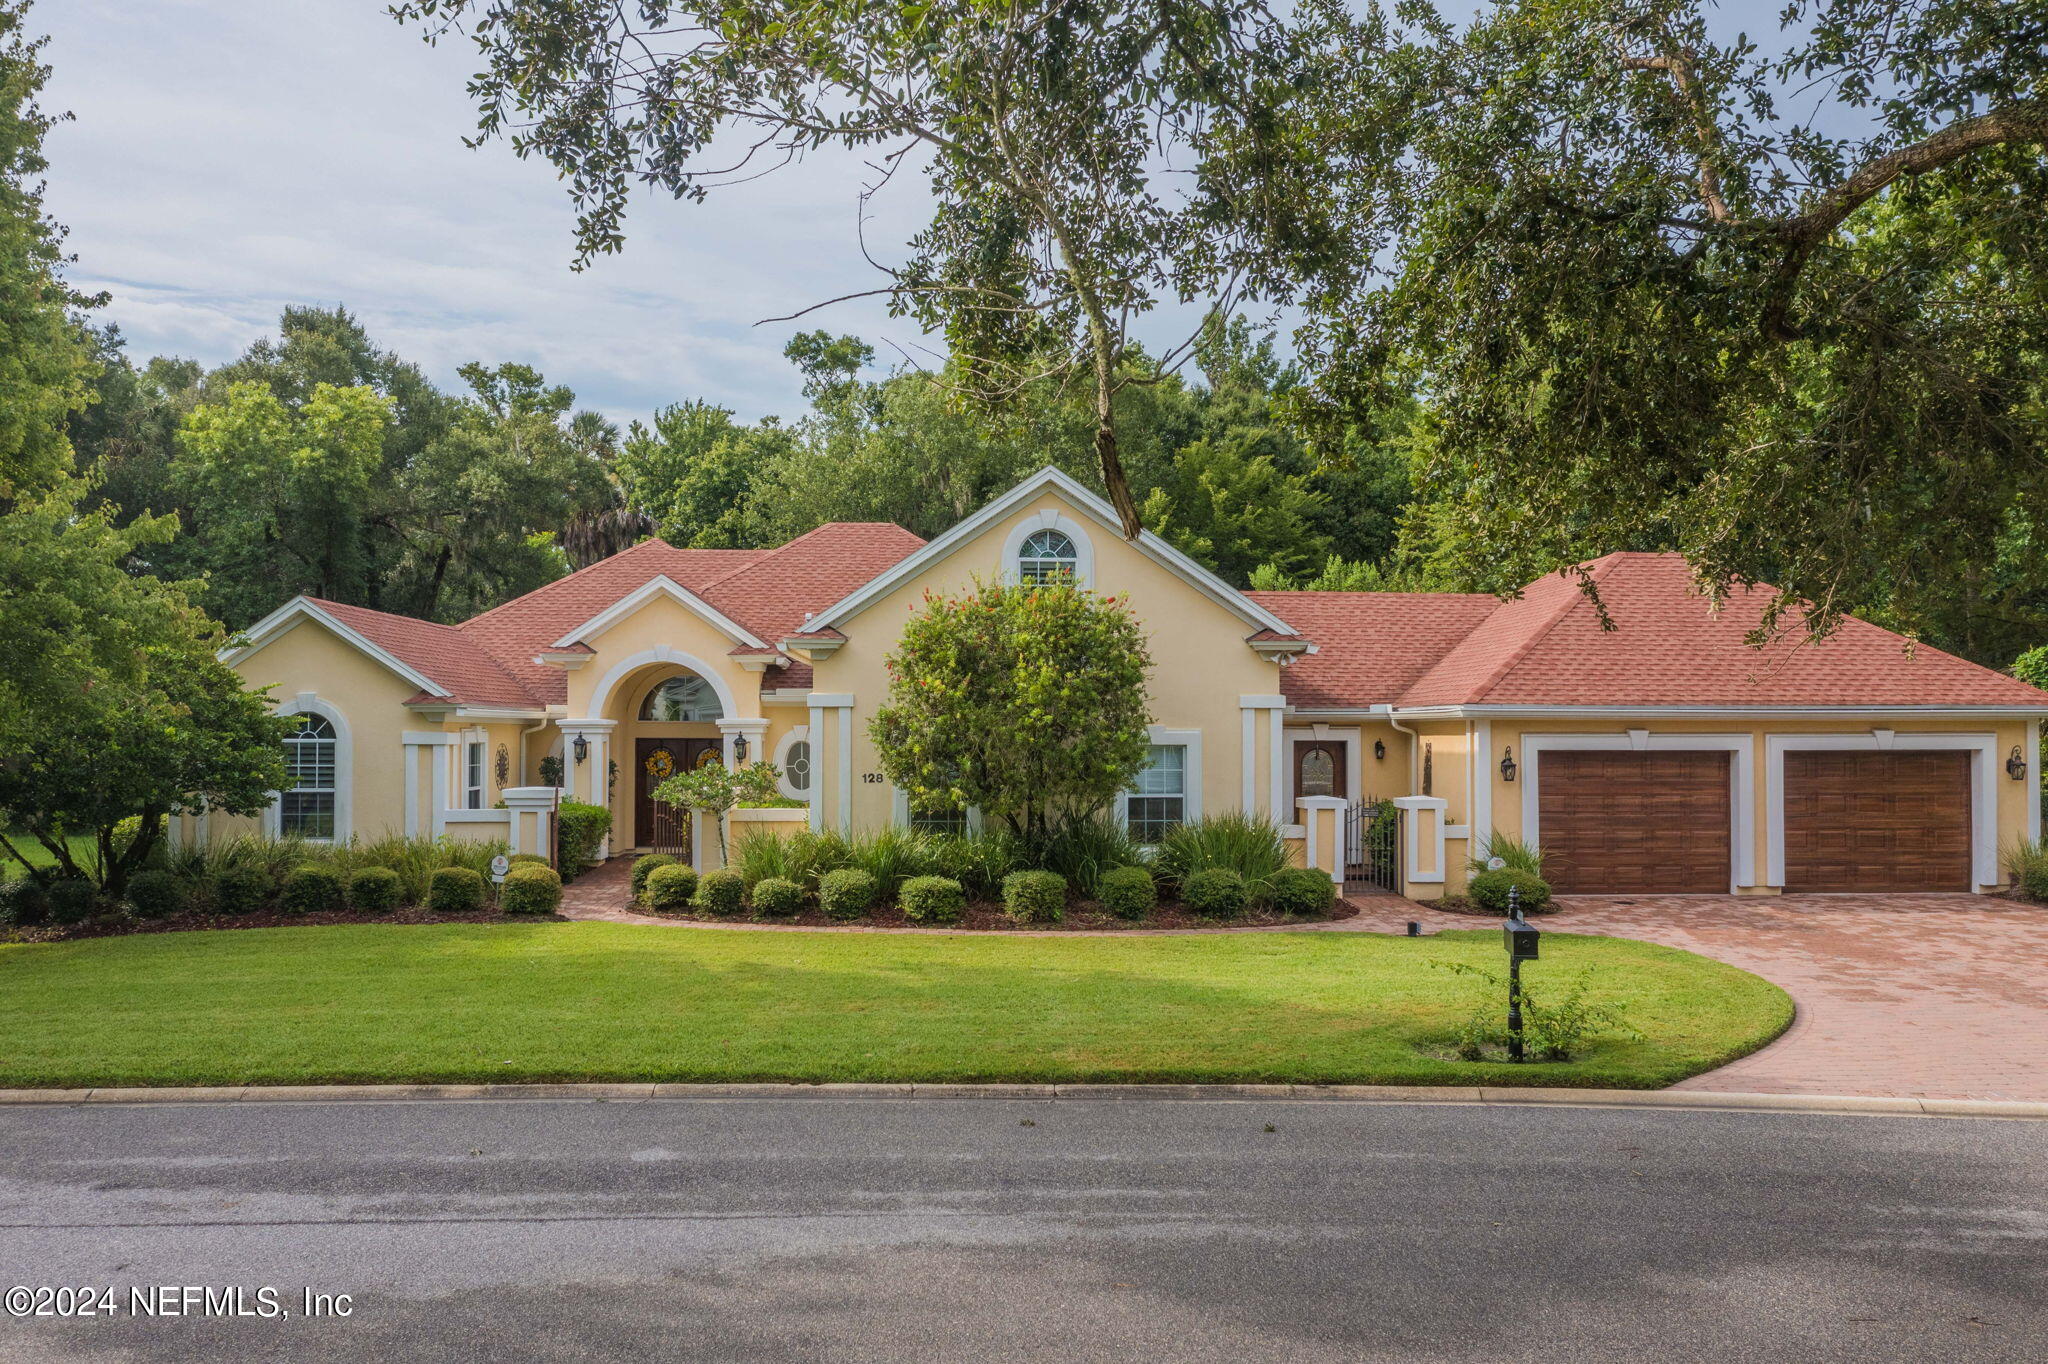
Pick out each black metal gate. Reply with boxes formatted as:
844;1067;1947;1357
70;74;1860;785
1344;799;1401;893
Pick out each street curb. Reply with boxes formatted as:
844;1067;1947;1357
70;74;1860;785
0;1083;2040;1119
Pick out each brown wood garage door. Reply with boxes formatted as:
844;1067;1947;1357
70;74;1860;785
1538;751;1732;893
1782;751;1971;892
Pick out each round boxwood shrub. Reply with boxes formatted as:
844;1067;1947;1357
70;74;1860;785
631;853;678;902
646;863;698;912
900;875;966;925
499;863;563;915
509;852;549;866
1181;868;1249;919
209;865;271;917
125;868;187;920
819;867;877;921
280;863;345;915
1098;865;1157;920
1001;869;1066;924
1468;868;1553;915
427;865;488;914
1;877;50;926
347;865;403;914
1270;866;1338;916
751;876;804;917
46;877;100;926
695;868;746;917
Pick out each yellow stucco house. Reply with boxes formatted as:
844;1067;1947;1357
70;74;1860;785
190;467;2048;899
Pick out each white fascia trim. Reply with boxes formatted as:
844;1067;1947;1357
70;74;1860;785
1763;732;2000;889
1521;732;1757;891
407;704;549;722
222;597;450;699
759;688;813;706
550;575;768;650
808;466;1299;637
1396;704;2048;720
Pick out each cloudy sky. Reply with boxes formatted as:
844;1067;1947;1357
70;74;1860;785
39;1;951;424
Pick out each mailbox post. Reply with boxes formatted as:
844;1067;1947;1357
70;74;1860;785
1502;884;1541;1062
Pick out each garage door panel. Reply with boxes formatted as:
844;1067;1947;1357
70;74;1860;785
1782;751;1970;892
1538;751;1731;894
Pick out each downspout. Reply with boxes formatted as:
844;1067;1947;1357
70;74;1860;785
518;717;549;786
1379;704;1422;794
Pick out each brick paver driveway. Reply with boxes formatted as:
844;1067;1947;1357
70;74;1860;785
1340;891;2048;1101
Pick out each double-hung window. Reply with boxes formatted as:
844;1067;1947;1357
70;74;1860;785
1126;744;1187;843
280;716;337;840
464;739;485;810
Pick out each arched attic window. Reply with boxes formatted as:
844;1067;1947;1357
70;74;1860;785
640;675;724;722
1017;528;1079;584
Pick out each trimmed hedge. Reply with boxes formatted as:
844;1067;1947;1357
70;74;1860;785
1098;865;1156;920
1181;868;1249;919
46;878;99;926
210;865;271;917
427;865;488;914
500;864;563;915
1001;870;1066;924
751;876;804;917
695;869;746;917
819;868;877;921
0;877;49;926
1468;868;1553;915
1270;866;1337;916
631;853;678;902
125;869;186;920
900;875;966;925
280;863;345;916
509;852;550;866
347;865;403;913
645;863;699;912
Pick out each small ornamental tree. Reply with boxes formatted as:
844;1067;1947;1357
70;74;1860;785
653;760;779;866
870;579;1151;839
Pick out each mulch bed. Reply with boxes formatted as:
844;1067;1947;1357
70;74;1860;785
3;904;566;944
634;898;1343;931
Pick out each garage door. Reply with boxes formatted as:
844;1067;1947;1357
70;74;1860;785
1538;751;1732;893
1782;751;1971;892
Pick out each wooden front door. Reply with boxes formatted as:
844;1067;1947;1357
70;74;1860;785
1538;750;1732;893
1782;751;1971;891
1293;740;1348;801
635;737;722;848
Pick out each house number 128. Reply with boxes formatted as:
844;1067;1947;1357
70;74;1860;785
861;773;885;784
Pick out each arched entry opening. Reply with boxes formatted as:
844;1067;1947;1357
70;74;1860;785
606;664;731;855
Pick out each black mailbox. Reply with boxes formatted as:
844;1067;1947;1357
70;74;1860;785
1504;914;1540;961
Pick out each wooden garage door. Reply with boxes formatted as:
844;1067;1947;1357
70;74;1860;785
1538;751;1731;893
1782;751;1971;892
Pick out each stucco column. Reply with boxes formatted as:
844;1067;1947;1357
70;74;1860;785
501;786;559;861
1297;796;1348;885
558;719;618;857
1239;694;1288;820
402;731;456;838
1393;795;1449;894
805;694;855;833
716;717;771;767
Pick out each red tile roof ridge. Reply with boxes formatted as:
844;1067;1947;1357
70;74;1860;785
458;538;685;629
690;521;924;596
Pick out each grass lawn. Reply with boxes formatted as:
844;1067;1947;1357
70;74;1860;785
0;923;1791;1090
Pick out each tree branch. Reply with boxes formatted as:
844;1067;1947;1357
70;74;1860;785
1621;50;1733;224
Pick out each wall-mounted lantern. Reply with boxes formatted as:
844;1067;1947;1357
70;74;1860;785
733;734;750;764
2008;745;2028;781
1500;747;1518;782
1373;739;1387;761
572;734;589;766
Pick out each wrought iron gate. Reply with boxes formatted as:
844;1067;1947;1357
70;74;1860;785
648;803;691;860
1344;799;1401;893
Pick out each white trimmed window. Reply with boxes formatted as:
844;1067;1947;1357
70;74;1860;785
464;739;486;810
1126;744;1188;843
641;675;724;722
281;715;338;840
782;739;813;798
1017;528;1079;584
910;805;971;835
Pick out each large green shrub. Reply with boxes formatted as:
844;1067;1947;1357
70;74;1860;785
555;800;612;881
631;853;678;901
1155;815;1287;905
280;863;345;915
1098;865;1157;920
694;868;746;917
751;876;804;917
819;867;877;920
731;831;796;888
346;865;403;913
1468;868;1553;915
646;863;699;911
125;869;186;920
210;864;272;917
500;864;563;915
0;877;50;926
1181;868;1249;919
1270;866;1337;916
1001;869;1066;924
427;865;488;914
46;878;99;926
900;875;966;925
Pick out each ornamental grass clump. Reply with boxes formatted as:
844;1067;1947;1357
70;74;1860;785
1155;814;1287;906
694;869;746;917
1097;865;1156;920
1027;819;1141;899
346;865;403;914
848;826;935;896
427;865;487;914
499;864;563;915
750;876;804;917
645;864;699;912
924;828;1024;901
819;868;877;921
899;875;966;925
1001;870;1066;924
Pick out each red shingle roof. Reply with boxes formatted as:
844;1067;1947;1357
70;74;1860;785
304;598;545;710
1243;591;1498;710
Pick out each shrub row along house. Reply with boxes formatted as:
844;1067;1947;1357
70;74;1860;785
193;468;2048;899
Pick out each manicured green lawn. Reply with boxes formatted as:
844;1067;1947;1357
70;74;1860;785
0;923;1791;1089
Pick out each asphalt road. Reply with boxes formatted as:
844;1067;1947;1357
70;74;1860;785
0;1097;2041;1363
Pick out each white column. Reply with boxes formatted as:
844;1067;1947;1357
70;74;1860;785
806;694;856;833
403;731;457;838
1241;709;1257;810
1240;695;1287;819
717;717;770;766
1267;707;1285;819
1470;719;1494;852
501;786;558;859
2030;720;2042;846
807;703;826;831
1298;796;1348;884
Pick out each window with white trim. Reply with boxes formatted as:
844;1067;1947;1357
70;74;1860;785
783;739;812;796
641;675;724;722
1126;744;1187;843
909;804;970;836
1017;528;1078;584
464;740;486;810
280;715;337;839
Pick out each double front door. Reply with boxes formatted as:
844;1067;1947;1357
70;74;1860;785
635;737;723;849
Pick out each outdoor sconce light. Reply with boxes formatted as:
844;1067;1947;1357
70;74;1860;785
1499;747;1518;782
732;734;750;764
1502;884;1540;1063
2008;745;2028;781
572;734;589;765
1373;739;1387;761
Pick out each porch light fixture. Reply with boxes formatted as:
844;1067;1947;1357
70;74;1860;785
732;734;749;764
572;734;589;766
2008;745;2028;781
1499;747;1517;782
1373;740;1386;761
